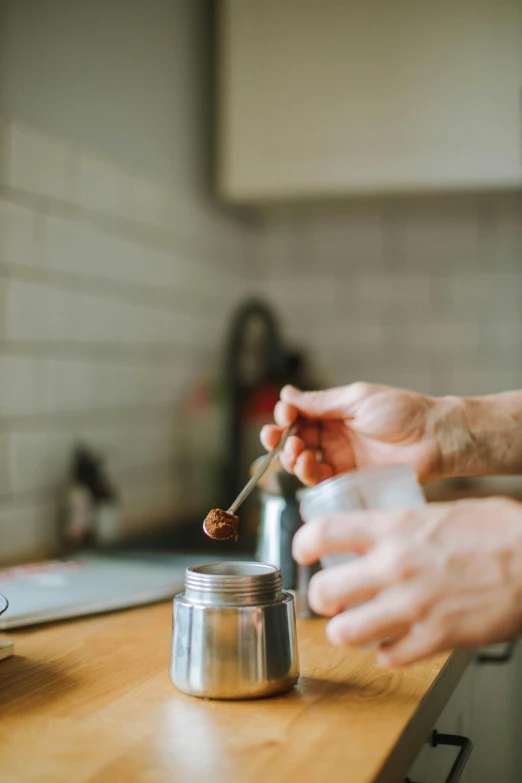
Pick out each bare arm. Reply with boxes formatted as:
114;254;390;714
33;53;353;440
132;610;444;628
436;392;522;479
262;384;522;486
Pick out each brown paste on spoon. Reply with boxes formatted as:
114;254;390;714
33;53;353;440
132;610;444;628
203;508;239;541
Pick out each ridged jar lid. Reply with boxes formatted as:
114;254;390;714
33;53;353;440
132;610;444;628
183;562;283;606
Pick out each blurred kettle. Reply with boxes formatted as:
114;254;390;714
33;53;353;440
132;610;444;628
251;456;319;617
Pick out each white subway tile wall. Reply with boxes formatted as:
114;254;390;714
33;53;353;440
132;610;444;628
6;121;77;203
0;119;249;563
257;194;522;397
1;122;521;568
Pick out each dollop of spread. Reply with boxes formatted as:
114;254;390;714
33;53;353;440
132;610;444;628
203;508;239;541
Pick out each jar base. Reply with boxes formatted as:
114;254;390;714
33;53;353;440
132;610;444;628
171;672;299;701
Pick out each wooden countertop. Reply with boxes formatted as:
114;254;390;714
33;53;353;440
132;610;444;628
0;602;468;783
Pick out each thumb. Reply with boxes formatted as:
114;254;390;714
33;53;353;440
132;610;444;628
280;384;361;419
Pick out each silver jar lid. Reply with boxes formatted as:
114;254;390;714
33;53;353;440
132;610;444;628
184;562;283;606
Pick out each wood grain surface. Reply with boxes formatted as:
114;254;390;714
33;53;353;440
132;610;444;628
0;602;468;783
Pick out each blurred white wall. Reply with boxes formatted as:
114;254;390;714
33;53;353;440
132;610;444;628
1;0;211;191
0;0;521;565
0;0;250;563
255;194;522;397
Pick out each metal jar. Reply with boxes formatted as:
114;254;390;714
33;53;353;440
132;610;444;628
171;562;299;700
252;456;319;617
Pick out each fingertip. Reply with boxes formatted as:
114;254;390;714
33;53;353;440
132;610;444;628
282;436;304;472
280;385;301;402
326;617;348;646
376;651;394;667
286;434;303;454
375;625;435;668
292;525;316;564
307;573;341;618
260;425;280;451
294;450;320;486
279;451;295;475
274;401;298;428
260;424;270;448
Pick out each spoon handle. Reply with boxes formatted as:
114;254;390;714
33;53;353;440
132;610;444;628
228;426;297;515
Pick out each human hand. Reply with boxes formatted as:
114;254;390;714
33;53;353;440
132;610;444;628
261;383;448;486
293;497;522;666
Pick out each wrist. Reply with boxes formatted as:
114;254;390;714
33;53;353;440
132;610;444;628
434;392;522;479
430;395;474;480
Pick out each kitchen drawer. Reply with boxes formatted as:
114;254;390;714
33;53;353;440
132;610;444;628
408;642;522;783
407;665;475;783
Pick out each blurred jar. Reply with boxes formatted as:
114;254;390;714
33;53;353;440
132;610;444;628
253;455;320;617
299;465;426;569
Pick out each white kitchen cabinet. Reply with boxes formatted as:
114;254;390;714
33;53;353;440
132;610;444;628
407;642;522;783
407;664;475;783
217;0;522;202
465;642;522;783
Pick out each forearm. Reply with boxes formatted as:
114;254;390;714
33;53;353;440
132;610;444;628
435;391;522;479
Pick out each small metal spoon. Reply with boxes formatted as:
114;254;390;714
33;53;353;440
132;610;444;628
202;425;297;539
228;424;297;516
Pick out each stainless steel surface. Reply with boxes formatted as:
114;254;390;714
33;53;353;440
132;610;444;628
257;494;289;566
171;562;299;700
253;458;316;615
227;426;296;515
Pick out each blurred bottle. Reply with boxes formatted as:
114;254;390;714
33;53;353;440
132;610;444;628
60;446;121;550
60;447;96;550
